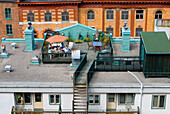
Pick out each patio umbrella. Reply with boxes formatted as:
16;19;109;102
46;35;68;43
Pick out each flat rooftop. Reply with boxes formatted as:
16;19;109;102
0;43;74;87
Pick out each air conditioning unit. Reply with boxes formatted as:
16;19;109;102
5;65;12;72
11;43;16;49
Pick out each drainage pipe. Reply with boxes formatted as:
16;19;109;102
128;71;143;114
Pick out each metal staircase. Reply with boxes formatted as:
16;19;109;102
73;83;88;111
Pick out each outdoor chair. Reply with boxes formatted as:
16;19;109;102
68;42;73;50
87;42;93;50
95;46;101;52
101;41;107;49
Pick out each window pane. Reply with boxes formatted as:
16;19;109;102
106;28;113;34
159;96;165;107
153;96;158;107
56;95;60;103
27;13;34;22
15;93;22;104
120;94;125;104
24;93;31;104
122;11;128;19
108;94;115;102
35;93;41;102
87;10;94;19
95;95;99;104
127;94;133;104
89;95;93;103
50;95;54;103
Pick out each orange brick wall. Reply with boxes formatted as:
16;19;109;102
0;3;21;41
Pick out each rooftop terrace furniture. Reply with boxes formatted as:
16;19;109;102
87;42;93;50
101;41;107;49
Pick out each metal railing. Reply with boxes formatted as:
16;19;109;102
73;53;87;86
87;60;95;85
144;72;170;77
157;19;170;27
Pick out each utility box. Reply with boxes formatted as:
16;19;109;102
121;27;131;52
24;26;35;51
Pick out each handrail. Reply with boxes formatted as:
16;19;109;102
73;52;87;86
87;59;95;85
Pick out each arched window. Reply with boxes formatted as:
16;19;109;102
34;31;37;38
27;13;34;22
155;11;162;19
62;12;69;21
45;30;53;35
87;10;95;20
45;12;52;21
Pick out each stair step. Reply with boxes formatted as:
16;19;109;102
74;105;87;106
74;92;87;94
74;88;87;90
74;108;87;110
74;98;87;100
74;95;87;97
75;85;86;88
74;101;87;103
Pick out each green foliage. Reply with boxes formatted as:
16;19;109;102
43;46;47;51
75;39;83;43
66;37;74;42
45;41;50;45
104;36;110;42
99;37;104;41
83;37;91;42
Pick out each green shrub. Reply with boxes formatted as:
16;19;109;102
84;37;91;42
75;39;83;43
66;37;74;42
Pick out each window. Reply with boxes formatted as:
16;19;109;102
120;28;122;36
135;28;143;37
35;93;41;102
155;11;162;19
49;94;60;104
15;93;31;104
5;8;11;19
27;13;35;22
106;28;113;35
106;10;114;20
6;24;13;35
87;10;95;20
45;12;52;21
89;94;99;104
34;31;37;38
136;10;144;20
108;93;115;102
119;93;134;105
62;12;69;21
121;11;129;20
152;95;166;109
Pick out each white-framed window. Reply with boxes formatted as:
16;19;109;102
45;12;52;21
106;10;114;20
15;93;31;105
106;28;113;35
135;28;143;37
62;12;69;21
118;93;135;105
136;10;144;20
121;10;129;20
155;10;162;19
87;10;95;20
49;94;60;104
89;94;99;105
27;13;34;22
152;95;166;109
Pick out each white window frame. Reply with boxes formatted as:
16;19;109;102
15;93;32;105
136;10;144;20
89;94;100;105
152;95;166;109
106;10;114;21
49;94;60;105
87;10;95;21
118;93;135;105
121;10;129;20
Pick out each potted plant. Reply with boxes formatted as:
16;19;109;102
75;33;83;44
66;32;74;42
84;32;91;42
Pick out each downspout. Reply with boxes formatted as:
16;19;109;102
128;71;143;114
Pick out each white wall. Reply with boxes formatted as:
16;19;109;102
141;94;170;114
88;94;106;111
116;93;140;111
43;93;73;111
0;93;15;114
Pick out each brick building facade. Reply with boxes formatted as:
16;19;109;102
0;0;21;40
0;0;170;39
